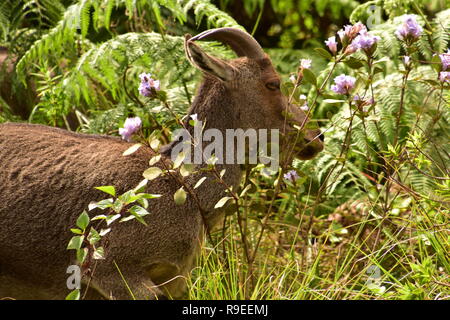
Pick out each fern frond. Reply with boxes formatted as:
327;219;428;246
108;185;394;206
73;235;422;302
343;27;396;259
182;0;242;29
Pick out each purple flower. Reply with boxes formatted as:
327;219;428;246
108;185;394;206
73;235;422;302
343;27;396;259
331;74;356;95
395;15;422;42
119;117;142;142
337;29;346;42
352;22;367;35
344;43;358;54
439;71;450;83
301;59;312;69
403;56;411;65
338;22;367;42
139;73;160;97
439;50;450;70
284;170;299;182
352;31;381;52
325;36;337;54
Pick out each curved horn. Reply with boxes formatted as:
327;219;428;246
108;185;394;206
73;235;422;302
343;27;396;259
188;27;265;60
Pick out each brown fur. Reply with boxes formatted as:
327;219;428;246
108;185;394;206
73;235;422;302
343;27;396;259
0;30;323;299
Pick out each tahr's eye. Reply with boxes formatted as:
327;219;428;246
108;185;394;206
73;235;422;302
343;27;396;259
265;81;280;91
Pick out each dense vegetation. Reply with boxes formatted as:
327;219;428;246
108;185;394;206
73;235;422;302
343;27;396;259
1;0;449;300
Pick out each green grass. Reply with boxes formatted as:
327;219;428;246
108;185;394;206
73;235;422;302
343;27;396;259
186;194;449;300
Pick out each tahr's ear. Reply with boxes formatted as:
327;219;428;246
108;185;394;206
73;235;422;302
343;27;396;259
184;34;235;81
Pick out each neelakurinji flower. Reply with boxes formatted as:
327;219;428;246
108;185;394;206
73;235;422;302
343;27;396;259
331;74;356;95
284;170;299;183
300;59;312;69
439;49;450;70
403;56;411;66
298;95;308;111
439;71;450;83
344;43;358;55
289;74;297;83
338;22;367;43
139;72;160;97
325;36;337;54
119;117;142;142
395;15;423;42
352;30;381;52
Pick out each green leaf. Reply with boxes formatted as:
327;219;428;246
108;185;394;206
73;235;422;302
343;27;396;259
373;66;384;75
120;215;136;223
128;205;150;225
173;151;186;169
373;57;390;65
315;48;333;60
344;57;364;69
67;236;84;250
137;198;149;209
93;247;105;260
143;167;163;180
106;214;122;226
430;54;442;72
88;198;113;211
133;179;148;193
174;187;187;205
99;228;111;236
66;289;80;300
118;190;133;204
91;214;107;221
149;155;161;166
112;198;124;213
214;196;233;209
150;139;160;151
323;99;345;104
129;205;150;217
70;228;83;235
87;228;101;245
95;186;116;197
302;69;317;86
194;177;207;189
77;248;88;264
239;184;252;197
76;211;90;231
123;143;142;156
180;164;194;177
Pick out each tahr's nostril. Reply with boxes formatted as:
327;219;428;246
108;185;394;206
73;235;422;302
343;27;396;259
319;133;325;142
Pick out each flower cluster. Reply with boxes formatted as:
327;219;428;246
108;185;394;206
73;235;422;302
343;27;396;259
325;36;337;54
338;22;367;43
300;59;312;69
324;22;380;56
331;74;356;95
352;31;381;52
119;117;142;142
299;94;308;111
439;50;450;70
439;71;450;83
395;15;423;42
139;73;160;97
284;170;299;183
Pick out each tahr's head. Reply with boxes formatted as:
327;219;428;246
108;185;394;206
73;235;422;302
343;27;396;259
185;28;324;161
